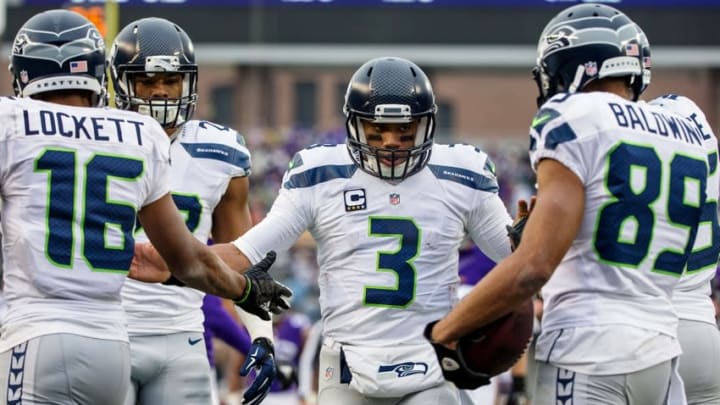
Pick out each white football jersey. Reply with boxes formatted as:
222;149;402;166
122;120;251;335
0;97;170;352
233;143;513;347
530;91;716;374
649;94;720;325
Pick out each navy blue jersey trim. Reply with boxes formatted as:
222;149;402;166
181;142;250;170
7;341;28;405
531;107;561;135
544;123;578;150
709;152;717;175
428;164;498;192
283;164;357;189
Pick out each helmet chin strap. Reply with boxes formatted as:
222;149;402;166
167;126;182;141
567;64;586;94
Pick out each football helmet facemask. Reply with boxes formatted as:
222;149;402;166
109;17;198;129
344;57;437;181
637;24;651;93
10;9;107;106
533;4;647;107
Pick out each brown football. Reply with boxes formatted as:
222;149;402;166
457;298;535;376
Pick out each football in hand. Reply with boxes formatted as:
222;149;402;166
457;298;534;376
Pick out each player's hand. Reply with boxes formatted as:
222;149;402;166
234;251;293;321
507;196;536;251
275;360;298;390
129;243;172;283
240;337;276;405
424;321;491;390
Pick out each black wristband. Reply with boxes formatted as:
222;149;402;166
511;375;526;394
162;274;186;287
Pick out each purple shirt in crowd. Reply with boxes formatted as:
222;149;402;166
202;294;252;367
458;245;496;286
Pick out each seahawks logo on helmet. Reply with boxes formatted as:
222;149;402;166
12;34;28;56
540;27;578;57
88;27;105;50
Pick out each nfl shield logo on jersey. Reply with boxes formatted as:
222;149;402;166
389;193;400;205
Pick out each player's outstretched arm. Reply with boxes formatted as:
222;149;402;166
135;194;292;317
212;175;279;331
136;193;245;297
130;232;255;279
430;159;584;345
130;241;291;320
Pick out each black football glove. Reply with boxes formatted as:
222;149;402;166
424;321;491;390
234;251;293;321
506;217;527;252
240;337;276;405
275;360;299;390
507;197;534;251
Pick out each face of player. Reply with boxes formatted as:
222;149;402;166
360;120;419;166
131;72;184;136
132;72;183;101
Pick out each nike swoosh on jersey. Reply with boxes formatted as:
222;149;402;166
188;337;203;346
532;114;553;128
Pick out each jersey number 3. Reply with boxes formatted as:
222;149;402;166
363;217;420;308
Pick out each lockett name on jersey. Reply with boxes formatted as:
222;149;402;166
23;108;146;145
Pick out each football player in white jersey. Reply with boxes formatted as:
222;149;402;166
0;9;291;405
427;4;718;404
650;93;720;405
135;56;517;404
109;17;279;405
639;25;720;404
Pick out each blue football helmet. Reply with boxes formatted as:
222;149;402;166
10;9;107;106
108;17;198;129
344;57;437;181
533;4;647;107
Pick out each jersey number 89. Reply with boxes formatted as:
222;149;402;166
594;142;719;275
